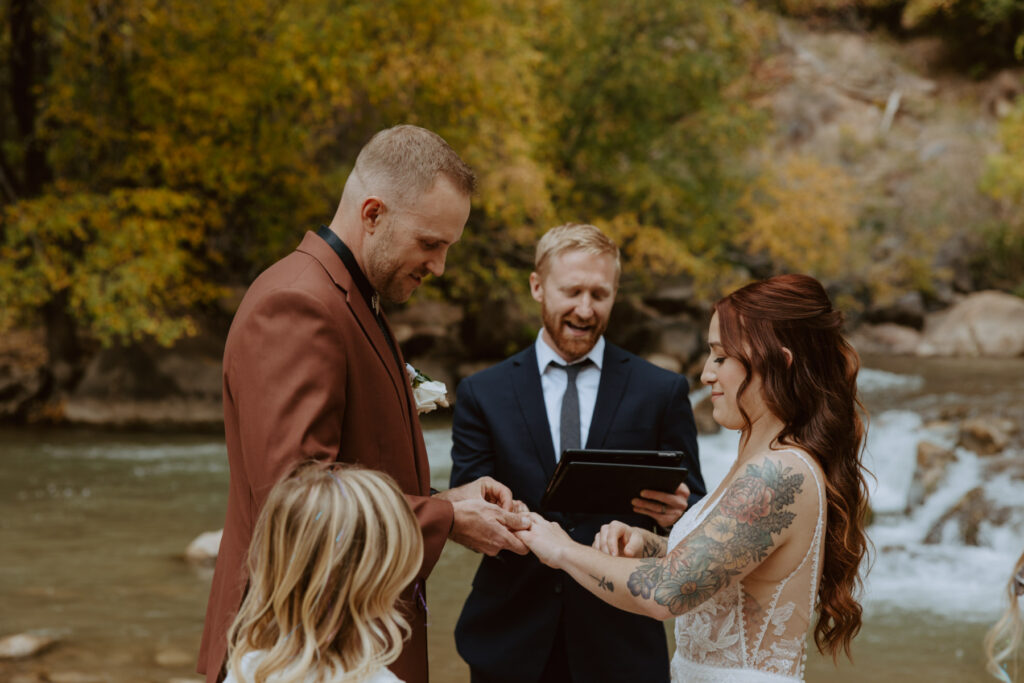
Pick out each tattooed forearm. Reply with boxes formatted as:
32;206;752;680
590;574;615;592
627;458;805;616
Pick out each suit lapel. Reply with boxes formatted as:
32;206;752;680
587;343;632;448
382;315;431;491
296;232;414;442
510;347;558;479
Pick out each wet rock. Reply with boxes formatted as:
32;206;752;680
0;632;56;659
390;300;465;358
958;417;1016;455
921;419;958;441
863;291;927;329
155;647;194;668
63;333;225;428
692;395;720;435
653;322;703;368
848;322;922;355
185;530;222;567
643;279;704;318
917;291;1024;357
924;487;1011;546
907;441;957;509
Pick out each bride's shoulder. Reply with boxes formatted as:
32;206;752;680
741;447;824;496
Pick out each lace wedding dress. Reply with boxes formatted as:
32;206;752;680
667;449;825;683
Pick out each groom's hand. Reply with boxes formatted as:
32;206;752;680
436;477;531;556
448;498;532;556
437;476;514;510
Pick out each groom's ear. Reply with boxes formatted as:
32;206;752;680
781;346;793;368
361;197;385;233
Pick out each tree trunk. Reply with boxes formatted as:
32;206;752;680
9;0;52;196
42;291;83;392
10;0;71;391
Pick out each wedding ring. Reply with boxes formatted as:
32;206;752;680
660;503;666;514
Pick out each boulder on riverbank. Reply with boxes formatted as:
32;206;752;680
924;486;1013;546
958;416;1018;456
907;441;956;510
185;530;222;567
848;322;923;355
917;291;1024;358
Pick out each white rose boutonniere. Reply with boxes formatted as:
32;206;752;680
405;363;450;414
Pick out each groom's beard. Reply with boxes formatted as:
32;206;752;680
365;226;428;304
541;306;607;361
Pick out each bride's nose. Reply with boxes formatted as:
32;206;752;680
700;357;716;385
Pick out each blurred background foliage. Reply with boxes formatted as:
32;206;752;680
1;0;1023;369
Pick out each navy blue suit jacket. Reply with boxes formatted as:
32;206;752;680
450;342;705;683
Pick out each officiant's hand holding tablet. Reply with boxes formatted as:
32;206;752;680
540;449;691;517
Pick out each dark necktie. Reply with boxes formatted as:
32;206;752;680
551;359;590;456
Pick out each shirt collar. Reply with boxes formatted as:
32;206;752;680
316;225;379;314
535;330;605;374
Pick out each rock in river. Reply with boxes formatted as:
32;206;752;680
0;632;56;659
185;530;222;567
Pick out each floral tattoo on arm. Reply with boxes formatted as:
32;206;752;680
626;458;804;615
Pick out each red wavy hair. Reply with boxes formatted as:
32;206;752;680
714;273;870;661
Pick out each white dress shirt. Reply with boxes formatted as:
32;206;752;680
535;331;604;461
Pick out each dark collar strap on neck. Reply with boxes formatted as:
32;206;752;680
316;225;378;314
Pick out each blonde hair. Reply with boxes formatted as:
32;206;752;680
226;462;424;683
350;124;476;205
533;223;620;281
985;550;1024;681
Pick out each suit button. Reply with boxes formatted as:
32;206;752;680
554;583;563;594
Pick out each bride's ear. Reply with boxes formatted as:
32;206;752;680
781;347;793;368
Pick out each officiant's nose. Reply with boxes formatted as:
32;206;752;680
573;293;595;318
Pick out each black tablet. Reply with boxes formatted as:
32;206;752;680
540;449;689;514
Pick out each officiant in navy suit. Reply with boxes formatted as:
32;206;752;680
449;223;706;683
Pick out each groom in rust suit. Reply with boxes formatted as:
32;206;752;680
198;125;530;683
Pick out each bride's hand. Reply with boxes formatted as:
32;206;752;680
593;520;648;557
516;512;572;568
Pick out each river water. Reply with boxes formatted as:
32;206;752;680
1;355;1022;682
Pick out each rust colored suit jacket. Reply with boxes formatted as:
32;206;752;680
197;231;454;683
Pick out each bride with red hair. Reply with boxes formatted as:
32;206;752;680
518;274;871;682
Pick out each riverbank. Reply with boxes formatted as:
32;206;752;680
3;288;1023;430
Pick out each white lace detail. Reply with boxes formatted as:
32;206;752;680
668;449;825;683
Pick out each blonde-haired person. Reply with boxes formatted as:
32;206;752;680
985;550;1024;682
532;222;621;282
224;462;423;683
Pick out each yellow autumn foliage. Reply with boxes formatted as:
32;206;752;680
738;154;860;280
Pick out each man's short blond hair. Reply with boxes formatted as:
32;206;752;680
350;124;476;205
534;223;621;280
